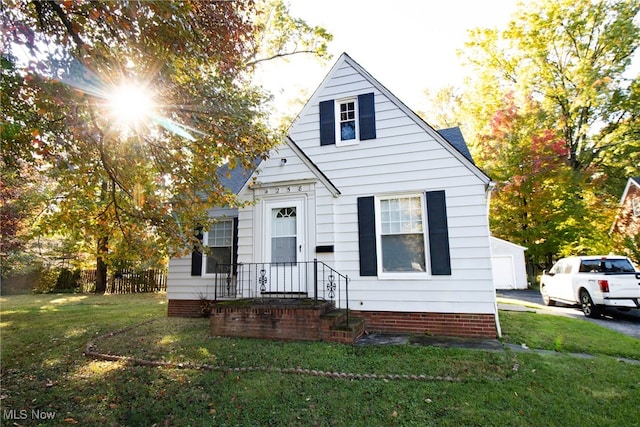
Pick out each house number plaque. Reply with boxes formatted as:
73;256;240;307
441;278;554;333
263;185;305;194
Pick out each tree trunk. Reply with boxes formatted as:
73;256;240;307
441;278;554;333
95;236;108;294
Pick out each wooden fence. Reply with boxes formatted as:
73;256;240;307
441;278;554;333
80;269;167;294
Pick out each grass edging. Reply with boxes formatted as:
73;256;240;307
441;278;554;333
84;318;462;382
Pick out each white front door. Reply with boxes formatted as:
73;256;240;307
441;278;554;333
264;199;306;295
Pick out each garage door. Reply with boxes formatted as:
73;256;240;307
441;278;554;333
492;255;516;289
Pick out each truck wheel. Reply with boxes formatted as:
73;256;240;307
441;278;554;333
579;289;601;318
541;286;555;306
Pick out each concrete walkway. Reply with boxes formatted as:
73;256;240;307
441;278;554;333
355;332;639;365
356;294;640;366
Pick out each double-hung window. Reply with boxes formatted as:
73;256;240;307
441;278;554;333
378;195;427;274
204;220;233;274
337;98;358;143
319;92;376;146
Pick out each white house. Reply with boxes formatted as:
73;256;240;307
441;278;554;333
490;236;528;290
167;53;499;338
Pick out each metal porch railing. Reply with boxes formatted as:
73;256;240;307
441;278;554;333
212;259;350;316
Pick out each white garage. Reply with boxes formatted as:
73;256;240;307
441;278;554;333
490;237;528;289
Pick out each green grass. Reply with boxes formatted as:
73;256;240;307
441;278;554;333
499;311;640;358
1;293;639;426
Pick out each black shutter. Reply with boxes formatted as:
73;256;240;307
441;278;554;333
358;92;376;140
319;99;335;146
232;217;239;275
191;227;204;276
426;191;452;275
357;196;378;276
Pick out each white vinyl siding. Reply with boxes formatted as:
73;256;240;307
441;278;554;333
287;56;495;314
168;54;496;316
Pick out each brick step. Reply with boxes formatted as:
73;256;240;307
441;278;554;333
321;315;366;344
317;307;365;345
319;308;348;329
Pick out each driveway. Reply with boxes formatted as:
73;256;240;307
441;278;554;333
497;289;640;339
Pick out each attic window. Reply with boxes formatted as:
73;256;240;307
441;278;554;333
338;98;357;142
633;197;639;217
319;93;376;146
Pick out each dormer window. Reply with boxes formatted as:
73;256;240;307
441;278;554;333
319;92;376;146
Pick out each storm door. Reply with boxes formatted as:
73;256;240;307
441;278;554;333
271;207;297;263
263;199;306;296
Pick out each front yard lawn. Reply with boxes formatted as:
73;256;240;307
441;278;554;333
1;293;638;426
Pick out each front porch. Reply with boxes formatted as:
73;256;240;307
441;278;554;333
167;260;498;341
207;260;365;344
209;260;348;304
209;298;365;344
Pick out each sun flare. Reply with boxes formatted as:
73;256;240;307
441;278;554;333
107;82;155;129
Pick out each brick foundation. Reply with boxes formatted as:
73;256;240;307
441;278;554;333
351;310;497;338
167;299;206;318
168;299;497;340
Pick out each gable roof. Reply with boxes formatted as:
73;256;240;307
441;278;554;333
218;138;341;197
217;158;261;194
618;176;640;205
609;176;640;234
221;53;490;195
437;127;475;164
490;236;527;251
283;136;341;197
290;53;491;185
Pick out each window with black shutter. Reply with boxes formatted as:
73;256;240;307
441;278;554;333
356;191;452;278
425;191;452;275
319;92;376;146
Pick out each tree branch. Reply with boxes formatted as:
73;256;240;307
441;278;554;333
41;0;86;50
246;50;318;67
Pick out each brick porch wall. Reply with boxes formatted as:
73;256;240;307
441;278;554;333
351;310;497;338
210;304;328;341
167;299;204;318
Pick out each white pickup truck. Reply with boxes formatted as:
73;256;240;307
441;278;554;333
540;256;640;317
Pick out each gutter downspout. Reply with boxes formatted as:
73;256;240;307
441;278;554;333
486;181;502;338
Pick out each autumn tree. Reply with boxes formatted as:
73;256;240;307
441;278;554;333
452;0;638;271
1;1;331;293
464;0;640;174
482;95;614;269
419;86;463;130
